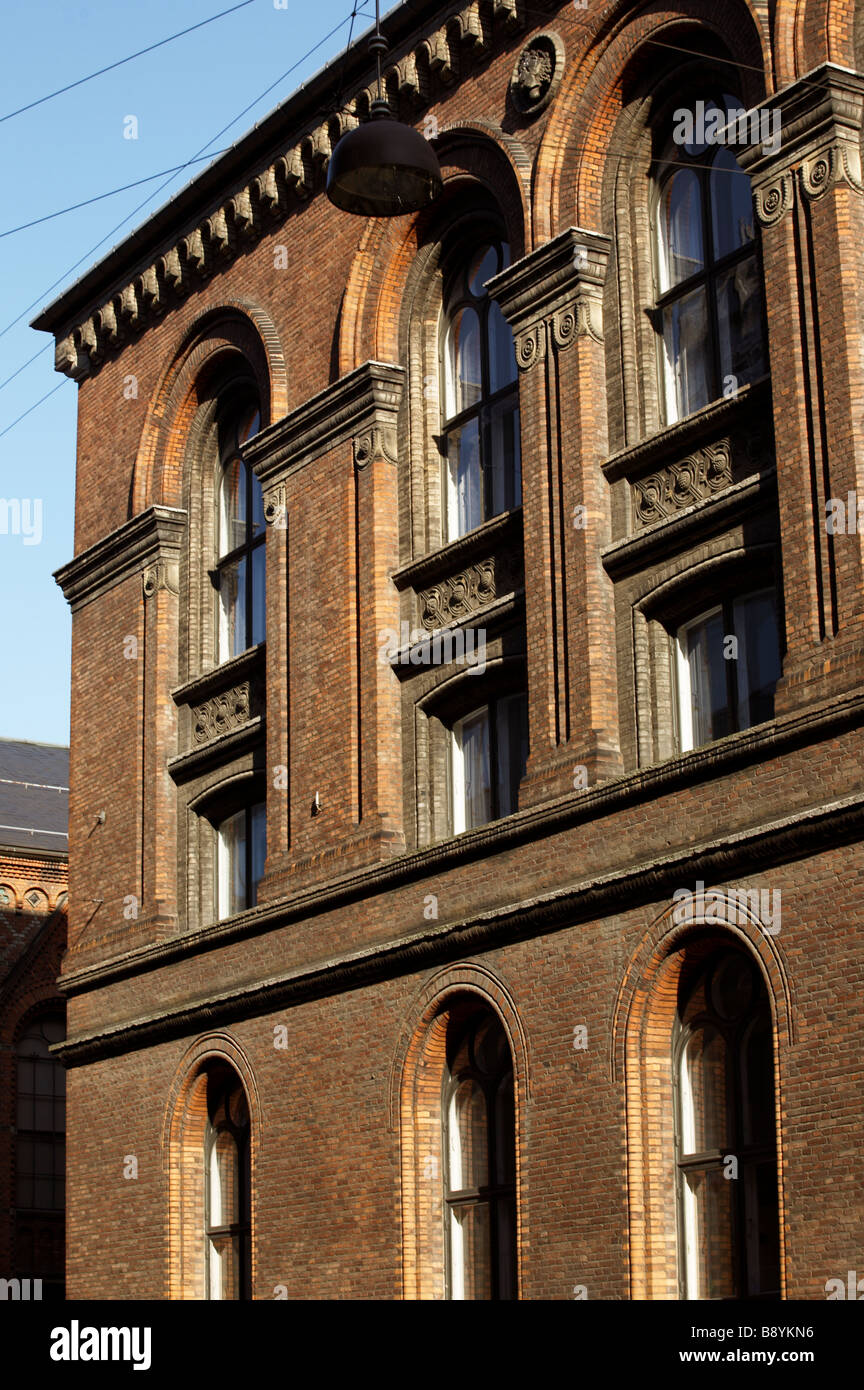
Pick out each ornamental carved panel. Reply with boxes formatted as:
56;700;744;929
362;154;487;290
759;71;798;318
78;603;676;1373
633;441;734;527
191;680;261;745
420;552;522;628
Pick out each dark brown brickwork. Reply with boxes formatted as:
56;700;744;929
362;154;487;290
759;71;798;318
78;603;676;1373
37;0;864;1298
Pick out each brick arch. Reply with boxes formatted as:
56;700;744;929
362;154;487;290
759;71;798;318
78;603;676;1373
2;990;65;1049
131;300;287;515
612;899;791;1299
391;962;530;1301
162;1031;262;1300
533;0;771;245
774;0;858;85
338;124;530;376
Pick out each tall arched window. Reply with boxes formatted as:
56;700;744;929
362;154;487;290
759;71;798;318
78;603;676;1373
674;949;780;1299
215;401;264;662
441;240;520;541
655;94;766;424
204;1066;251;1300
16;1015;65;1213
443;1008;516;1299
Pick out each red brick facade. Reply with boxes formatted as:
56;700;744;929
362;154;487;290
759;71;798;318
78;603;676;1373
37;0;864;1299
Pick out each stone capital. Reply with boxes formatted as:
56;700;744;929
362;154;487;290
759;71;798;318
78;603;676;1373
737;64;864;223
486;227;611;364
54;506;187;612
244;360;405;492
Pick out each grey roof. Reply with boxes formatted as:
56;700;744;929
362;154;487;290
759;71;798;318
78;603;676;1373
0;740;69;853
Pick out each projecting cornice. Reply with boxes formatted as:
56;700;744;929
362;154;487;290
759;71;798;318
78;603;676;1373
54;506;187;612
487;226;611;367
33;0;565;384
244;361;405;514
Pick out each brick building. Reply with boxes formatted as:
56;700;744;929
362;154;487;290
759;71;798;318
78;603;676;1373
0;740;68;1299
34;0;864;1299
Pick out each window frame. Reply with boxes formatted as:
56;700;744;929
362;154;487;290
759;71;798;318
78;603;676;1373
441;1011;517;1301
674;587;781;752
671;951;780;1301
438;237;521;544
215;799;266;920
15;1014;66;1214
449;692;528;835
203;1072;251;1302
213;400;265;665
652;93;769;426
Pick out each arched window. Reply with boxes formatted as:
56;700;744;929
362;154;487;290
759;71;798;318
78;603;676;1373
655;94;766;424
215;402;264;662
204;1066;251;1300
16;1015;65;1213
674;950;780;1299
441;240;520;541
443;1008;516;1299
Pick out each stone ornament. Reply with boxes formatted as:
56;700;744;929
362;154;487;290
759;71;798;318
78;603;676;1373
633;441;734;527
515;322;546;372
800;140;864;200
354;425;399;469
510;32;565;117
420;551;522;628
754;172;794;227
192;681;260;745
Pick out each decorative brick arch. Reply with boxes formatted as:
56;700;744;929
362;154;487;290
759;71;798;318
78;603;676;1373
131;300;287;515
533;0;771;245
162;1031;262;1300
774;0;858;84
338;123;530;376
391;962;530;1301
612;898;791;1299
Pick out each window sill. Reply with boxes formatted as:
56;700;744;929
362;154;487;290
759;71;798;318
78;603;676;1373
171;643;266;710
392;508;522;594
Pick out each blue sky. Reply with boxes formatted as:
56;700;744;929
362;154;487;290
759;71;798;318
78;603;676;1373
0;0;399;746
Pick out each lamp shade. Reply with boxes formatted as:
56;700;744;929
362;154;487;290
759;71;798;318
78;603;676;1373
327;101;443;216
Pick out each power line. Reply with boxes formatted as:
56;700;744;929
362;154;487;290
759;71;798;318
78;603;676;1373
0;380;67;442
0;0;258;125
0;3;371;438
0;2;367;348
0;152;231;241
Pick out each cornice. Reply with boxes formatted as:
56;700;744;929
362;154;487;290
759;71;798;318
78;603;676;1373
54;785;864;1066
392;506;521;591
602;378;770;483
55;687;864;1004
244;361;405;497
54;506;187;613
34;0;565;382
736;63;864;220
487;226;611;366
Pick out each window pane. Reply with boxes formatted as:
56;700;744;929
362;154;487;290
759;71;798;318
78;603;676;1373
446;418;483;539
494;1070;516;1185
219;459;247;557
454;707;492;831
217;810;245;919
468;245;498;297
249;802;267;907
662;286;710;422
681;1025;729;1154
208;1233;240;1302
446;306;482;417
448;1079;489;1191
743;1163;781;1296
488;300;517;394
250;470;265;537
251;542;266;648
496;1198;517;1300
711;148;755;259
209;1130;239;1228
658;169;704;292
715;254;765;389
487;401;521;517
681;609;731;748
495;694;528;818
450;1202;492;1300
682;1167;736;1299
741;1014;775;1147
218;556;247;661
733;590;780;730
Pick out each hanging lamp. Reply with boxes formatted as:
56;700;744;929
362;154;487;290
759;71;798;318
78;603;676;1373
326;0;443;216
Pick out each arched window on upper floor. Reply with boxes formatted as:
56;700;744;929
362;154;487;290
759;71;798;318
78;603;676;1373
214;399;264;664
654;93;766;426
440;238;520;541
